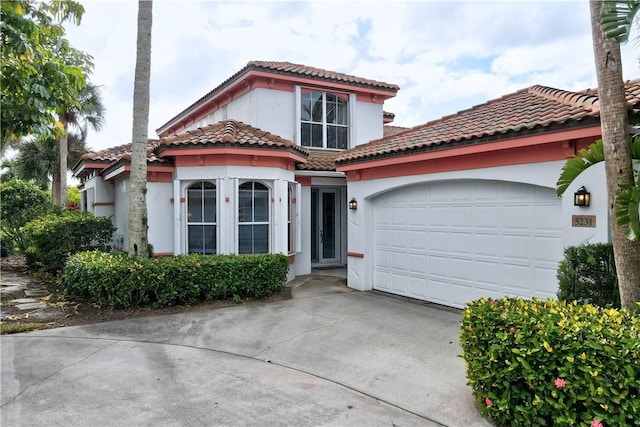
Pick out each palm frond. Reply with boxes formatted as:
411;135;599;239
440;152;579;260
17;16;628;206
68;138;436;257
616;179;640;240
601;0;640;43
556;139;606;196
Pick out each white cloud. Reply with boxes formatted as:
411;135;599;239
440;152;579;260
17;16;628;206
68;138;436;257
63;0;640;151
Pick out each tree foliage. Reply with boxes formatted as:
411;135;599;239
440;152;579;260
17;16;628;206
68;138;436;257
0;0;93;151
0;178;58;252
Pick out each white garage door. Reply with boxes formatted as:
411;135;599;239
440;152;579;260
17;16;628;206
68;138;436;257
372;180;563;308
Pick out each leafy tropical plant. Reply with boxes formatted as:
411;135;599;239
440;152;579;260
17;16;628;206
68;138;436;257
0;0;92;152
556;137;640;240
601;0;640;42
0;178;58;252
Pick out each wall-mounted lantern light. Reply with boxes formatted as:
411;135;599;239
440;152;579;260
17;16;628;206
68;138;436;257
349;198;358;210
574;186;591;207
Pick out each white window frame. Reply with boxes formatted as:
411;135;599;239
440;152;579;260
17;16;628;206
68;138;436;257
186;180;218;254
296;86;350;150
237;180;271;254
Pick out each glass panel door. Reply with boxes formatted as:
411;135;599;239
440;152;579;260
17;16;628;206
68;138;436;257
311;188;341;265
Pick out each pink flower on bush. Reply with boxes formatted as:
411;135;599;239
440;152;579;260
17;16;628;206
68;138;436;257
554;378;566;388
153;258;159;263
509;327;515;333
488;299;495;306
591;419;603;427
195;262;201;268
485;397;493;407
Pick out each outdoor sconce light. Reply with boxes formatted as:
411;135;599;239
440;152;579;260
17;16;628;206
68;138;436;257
349;198;358;210
574;186;591;207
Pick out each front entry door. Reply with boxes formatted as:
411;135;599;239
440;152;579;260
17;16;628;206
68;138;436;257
311;188;341;265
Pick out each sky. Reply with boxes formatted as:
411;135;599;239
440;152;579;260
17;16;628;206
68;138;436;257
64;0;640;152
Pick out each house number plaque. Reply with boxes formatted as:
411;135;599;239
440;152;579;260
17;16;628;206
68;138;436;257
572;215;596;228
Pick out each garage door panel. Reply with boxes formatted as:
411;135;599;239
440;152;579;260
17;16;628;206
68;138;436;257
450;258;474;282
409;254;427;274
391;252;408;271
408;231;427;251
373;180;563;308
428;231;449;253
476;260;501;286
430;280;450;303
534;268;557;296
391;229;407;248
474;234;501;258
502;264;531;291
502;206;531;231
428;206;448;227
503;235;530;261
408;276;427;298
476;206;501;229
450;232;472;255
535;236;563;263
429;256;449;278
408;207;427;226
391;273;408;293
451;207;473;228
391;206;408;225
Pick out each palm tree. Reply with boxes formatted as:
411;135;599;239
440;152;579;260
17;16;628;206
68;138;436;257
128;0;152;258
15;132;89;201
588;0;640;309
57;82;105;206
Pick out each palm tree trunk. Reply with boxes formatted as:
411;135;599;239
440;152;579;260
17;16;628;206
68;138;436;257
59;118;68;208
590;0;640;309
52;172;61;205
127;0;152;259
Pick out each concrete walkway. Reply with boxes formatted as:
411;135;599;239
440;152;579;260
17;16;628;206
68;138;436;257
1;274;492;427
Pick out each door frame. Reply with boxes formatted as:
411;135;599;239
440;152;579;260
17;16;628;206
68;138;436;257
311;186;345;267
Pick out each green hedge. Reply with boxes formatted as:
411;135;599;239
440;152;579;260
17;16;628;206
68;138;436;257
62;252;289;308
557;243;619;308
460;297;639;426
24;211;115;273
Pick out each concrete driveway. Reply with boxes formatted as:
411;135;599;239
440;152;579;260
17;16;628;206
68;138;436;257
1;275;492;427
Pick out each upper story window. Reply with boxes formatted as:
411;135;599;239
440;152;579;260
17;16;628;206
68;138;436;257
238;181;270;254
300;89;348;149
187;181;217;254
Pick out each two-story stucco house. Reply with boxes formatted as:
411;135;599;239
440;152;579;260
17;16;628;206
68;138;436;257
73;60;640;309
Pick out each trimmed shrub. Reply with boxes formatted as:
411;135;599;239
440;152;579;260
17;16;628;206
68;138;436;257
460;297;640;426
557;243;619;308
0;178;58;252
62;252;289;308
24;211;115;273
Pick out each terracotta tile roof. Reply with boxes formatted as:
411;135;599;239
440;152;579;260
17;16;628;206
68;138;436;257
157;120;308;157
81;141;162;163
296;150;340;171
158;61;399;133
337;80;640;164
247;61;399;91
383;125;409;137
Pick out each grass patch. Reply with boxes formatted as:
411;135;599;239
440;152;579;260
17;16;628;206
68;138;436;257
0;322;50;334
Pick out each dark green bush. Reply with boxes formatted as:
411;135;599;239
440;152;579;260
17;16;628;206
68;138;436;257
460;297;639;426
557;243;619;308
24;211;115;273
0;178;58;252
62;252;289;308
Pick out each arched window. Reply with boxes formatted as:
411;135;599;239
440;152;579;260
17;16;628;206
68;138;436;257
238;181;269;254
187;181;216;254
